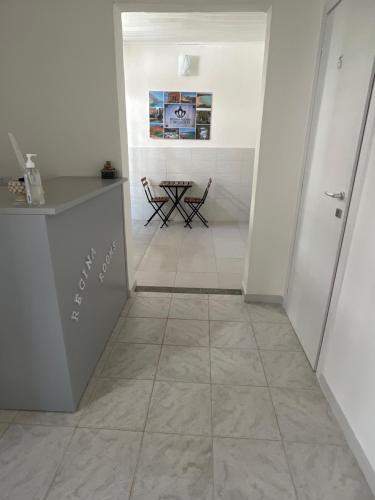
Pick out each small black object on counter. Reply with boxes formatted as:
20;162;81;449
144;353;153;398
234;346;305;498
101;161;117;179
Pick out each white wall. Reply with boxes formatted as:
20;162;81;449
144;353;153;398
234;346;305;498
318;102;375;490
123;43;265;148
0;0;325;295
243;0;325;297
123;42;263;221
0;0;122;179
0;0;135;289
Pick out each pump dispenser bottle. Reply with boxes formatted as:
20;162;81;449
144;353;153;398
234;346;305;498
24;154;45;205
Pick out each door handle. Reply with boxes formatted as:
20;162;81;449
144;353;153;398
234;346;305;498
324;191;345;200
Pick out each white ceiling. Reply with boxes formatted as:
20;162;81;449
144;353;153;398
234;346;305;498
122;12;267;44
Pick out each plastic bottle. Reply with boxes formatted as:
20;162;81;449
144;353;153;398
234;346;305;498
24;154;45;205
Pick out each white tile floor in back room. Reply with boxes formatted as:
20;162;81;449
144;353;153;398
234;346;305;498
0;294;373;499
133;220;249;289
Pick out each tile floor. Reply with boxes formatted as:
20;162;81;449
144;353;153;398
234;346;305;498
132;220;248;289
0;293;373;499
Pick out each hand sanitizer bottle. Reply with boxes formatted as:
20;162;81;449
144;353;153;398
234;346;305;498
24;154;45;205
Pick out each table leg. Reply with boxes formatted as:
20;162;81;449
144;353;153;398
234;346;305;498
160;186;192;228
160;187;175;227
172;187;192;227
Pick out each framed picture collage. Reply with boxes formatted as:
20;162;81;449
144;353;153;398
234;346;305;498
149;91;212;140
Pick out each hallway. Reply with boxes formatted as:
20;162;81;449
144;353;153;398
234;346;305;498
0;292;372;499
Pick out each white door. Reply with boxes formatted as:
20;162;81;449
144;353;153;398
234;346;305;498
286;0;375;368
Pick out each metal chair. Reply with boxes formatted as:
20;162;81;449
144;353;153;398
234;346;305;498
141;177;169;227
184;178;212;228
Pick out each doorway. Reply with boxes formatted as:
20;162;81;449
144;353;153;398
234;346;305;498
121;12;267;290
285;0;375;369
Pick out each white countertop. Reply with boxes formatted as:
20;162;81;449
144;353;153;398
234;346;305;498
0;176;127;215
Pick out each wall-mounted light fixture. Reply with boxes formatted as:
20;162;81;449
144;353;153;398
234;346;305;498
178;55;196;76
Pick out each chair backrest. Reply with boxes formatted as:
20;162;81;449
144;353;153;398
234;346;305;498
141;177;153;203
202;178;212;203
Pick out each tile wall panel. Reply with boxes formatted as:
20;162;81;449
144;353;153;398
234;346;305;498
129;147;254;221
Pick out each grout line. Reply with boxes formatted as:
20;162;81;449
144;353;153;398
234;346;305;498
5;421;350;447
257;347;271;388
41;426;78;500
207;318;252;323
94;342;116;377
208;311;215;500
93;367;323;392
127;296;171;499
175;222;184;287
264;362;301;500
0;411;19;426
0;422;11;437
281;437;300;500
33;420;356;482
211;227;219;275
133;222;158;273
12;420;78;429
253;346;304;352
253;347;268;389
93;374;270;389
254;336;299;500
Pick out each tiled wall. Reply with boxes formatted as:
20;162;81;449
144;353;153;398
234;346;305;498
129;147;254;221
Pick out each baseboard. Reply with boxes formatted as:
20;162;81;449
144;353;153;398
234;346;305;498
243;293;283;304
318;373;375;495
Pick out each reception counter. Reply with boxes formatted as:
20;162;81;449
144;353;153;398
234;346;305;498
0;177;128;411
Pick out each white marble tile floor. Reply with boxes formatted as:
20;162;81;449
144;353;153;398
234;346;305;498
0;295;373;500
133;220;248;290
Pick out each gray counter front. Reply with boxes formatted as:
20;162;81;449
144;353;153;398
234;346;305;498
0;177;128;411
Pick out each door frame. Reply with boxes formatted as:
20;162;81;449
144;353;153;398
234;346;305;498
316;66;375;493
112;0;272;293
113;0;325;297
284;0;344;295
285;0;375;370
318;61;375;370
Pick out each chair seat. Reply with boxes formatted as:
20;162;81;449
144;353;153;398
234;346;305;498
184;196;202;203
151;196;169;202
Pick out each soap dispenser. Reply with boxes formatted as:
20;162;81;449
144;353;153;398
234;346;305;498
24;154;45;205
